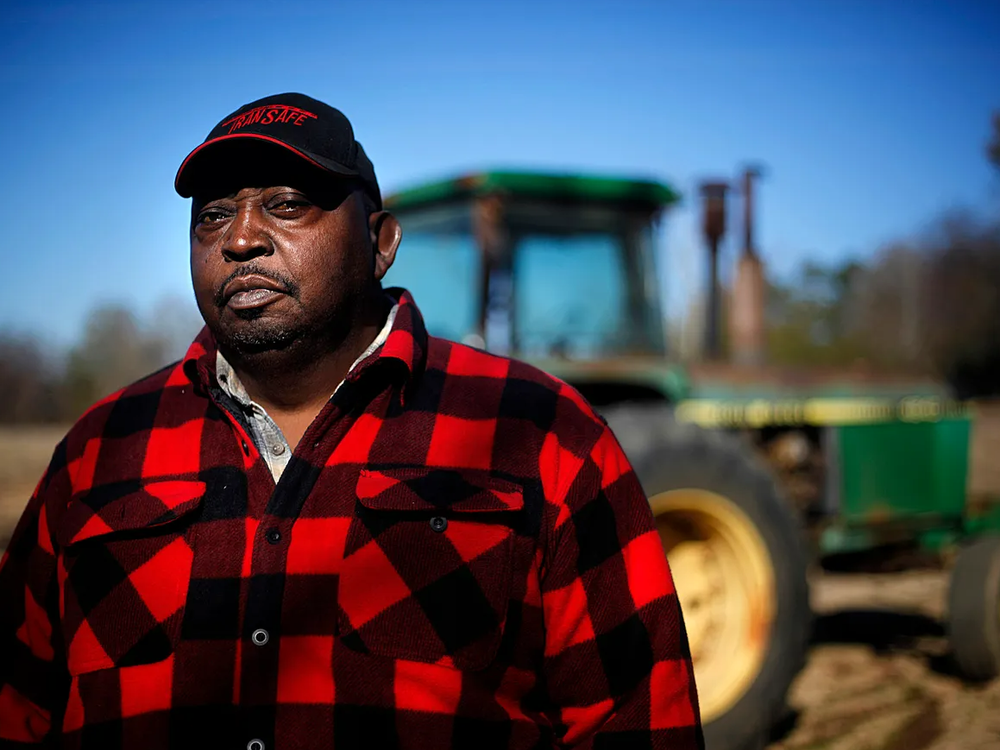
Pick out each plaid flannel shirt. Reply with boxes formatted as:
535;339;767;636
0;289;703;749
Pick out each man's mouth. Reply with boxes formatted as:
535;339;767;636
221;274;290;311
227;288;286;310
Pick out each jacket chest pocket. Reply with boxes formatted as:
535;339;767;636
337;468;524;671
56;480;203;676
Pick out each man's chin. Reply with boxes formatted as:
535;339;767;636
215;319;300;356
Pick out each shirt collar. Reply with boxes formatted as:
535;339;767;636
182;288;428;403
215;300;399;406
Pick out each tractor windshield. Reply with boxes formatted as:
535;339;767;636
386;199;666;359
508;202;665;359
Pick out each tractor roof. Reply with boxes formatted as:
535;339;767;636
383;170;681;212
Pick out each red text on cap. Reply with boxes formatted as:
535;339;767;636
221;105;318;134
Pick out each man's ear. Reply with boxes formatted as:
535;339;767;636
369;211;402;281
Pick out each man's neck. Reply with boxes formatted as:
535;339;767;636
220;295;392;419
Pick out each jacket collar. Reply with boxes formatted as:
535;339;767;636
181;287;429;404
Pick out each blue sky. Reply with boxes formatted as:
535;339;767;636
1;0;998;346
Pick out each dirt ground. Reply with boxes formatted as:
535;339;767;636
1;428;998;749
768;570;1000;750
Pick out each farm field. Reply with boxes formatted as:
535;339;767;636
0;425;65;552
0;427;997;749
769;570;1000;750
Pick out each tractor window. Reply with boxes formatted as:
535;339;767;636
382;204;481;345
512;224;665;359
514;233;626;358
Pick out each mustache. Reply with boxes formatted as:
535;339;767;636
213;263;299;308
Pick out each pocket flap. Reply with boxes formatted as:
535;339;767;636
58;480;205;547
356;468;523;513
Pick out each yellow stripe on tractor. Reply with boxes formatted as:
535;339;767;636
674;397;973;428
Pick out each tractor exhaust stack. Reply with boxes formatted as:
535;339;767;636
699;181;729;360
730;167;767;367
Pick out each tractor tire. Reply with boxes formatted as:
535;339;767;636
947;535;1000;682
602;404;812;750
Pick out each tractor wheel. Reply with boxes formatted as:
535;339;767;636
947;535;1000;682
602;404;812;750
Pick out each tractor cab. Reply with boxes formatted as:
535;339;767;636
382;171;682;401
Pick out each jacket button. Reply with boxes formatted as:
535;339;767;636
247;740;265;750
241;440;250;456
430;516;448;533
251;629;269;646
266;528;282;545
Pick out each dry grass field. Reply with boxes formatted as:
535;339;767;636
0;426;997;749
0;425;66;552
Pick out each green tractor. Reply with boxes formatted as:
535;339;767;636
382;170;1000;750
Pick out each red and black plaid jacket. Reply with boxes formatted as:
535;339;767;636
0;289;702;749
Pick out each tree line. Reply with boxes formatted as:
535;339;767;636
0;297;202;424
763;214;1000;398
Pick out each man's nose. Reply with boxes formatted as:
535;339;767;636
221;205;274;262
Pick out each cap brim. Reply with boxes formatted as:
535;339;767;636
174;133;359;198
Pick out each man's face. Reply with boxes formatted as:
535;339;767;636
189;159;385;356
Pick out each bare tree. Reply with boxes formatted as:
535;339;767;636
919;215;1000;398
0;332;64;423
764;260;871;368
146;293;204;363
64;303;175;415
847;244;930;371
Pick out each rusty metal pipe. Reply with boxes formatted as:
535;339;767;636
742;167;760;260
730;167;766;366
700;181;730;360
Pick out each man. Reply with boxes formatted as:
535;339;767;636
0;93;702;749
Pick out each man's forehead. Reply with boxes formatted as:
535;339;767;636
199;185;299;202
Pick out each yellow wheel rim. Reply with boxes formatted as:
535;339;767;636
649;489;776;723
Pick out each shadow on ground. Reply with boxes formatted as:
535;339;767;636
766;608;960;747
813;609;943;651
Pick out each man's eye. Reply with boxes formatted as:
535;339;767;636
197;210;229;225
270;199;310;213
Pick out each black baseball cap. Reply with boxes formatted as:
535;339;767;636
174;92;381;210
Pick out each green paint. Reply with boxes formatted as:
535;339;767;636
917;528;961;553
530;359;691;402
837;419;970;523
963;503;1000;537
385;170;681;211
